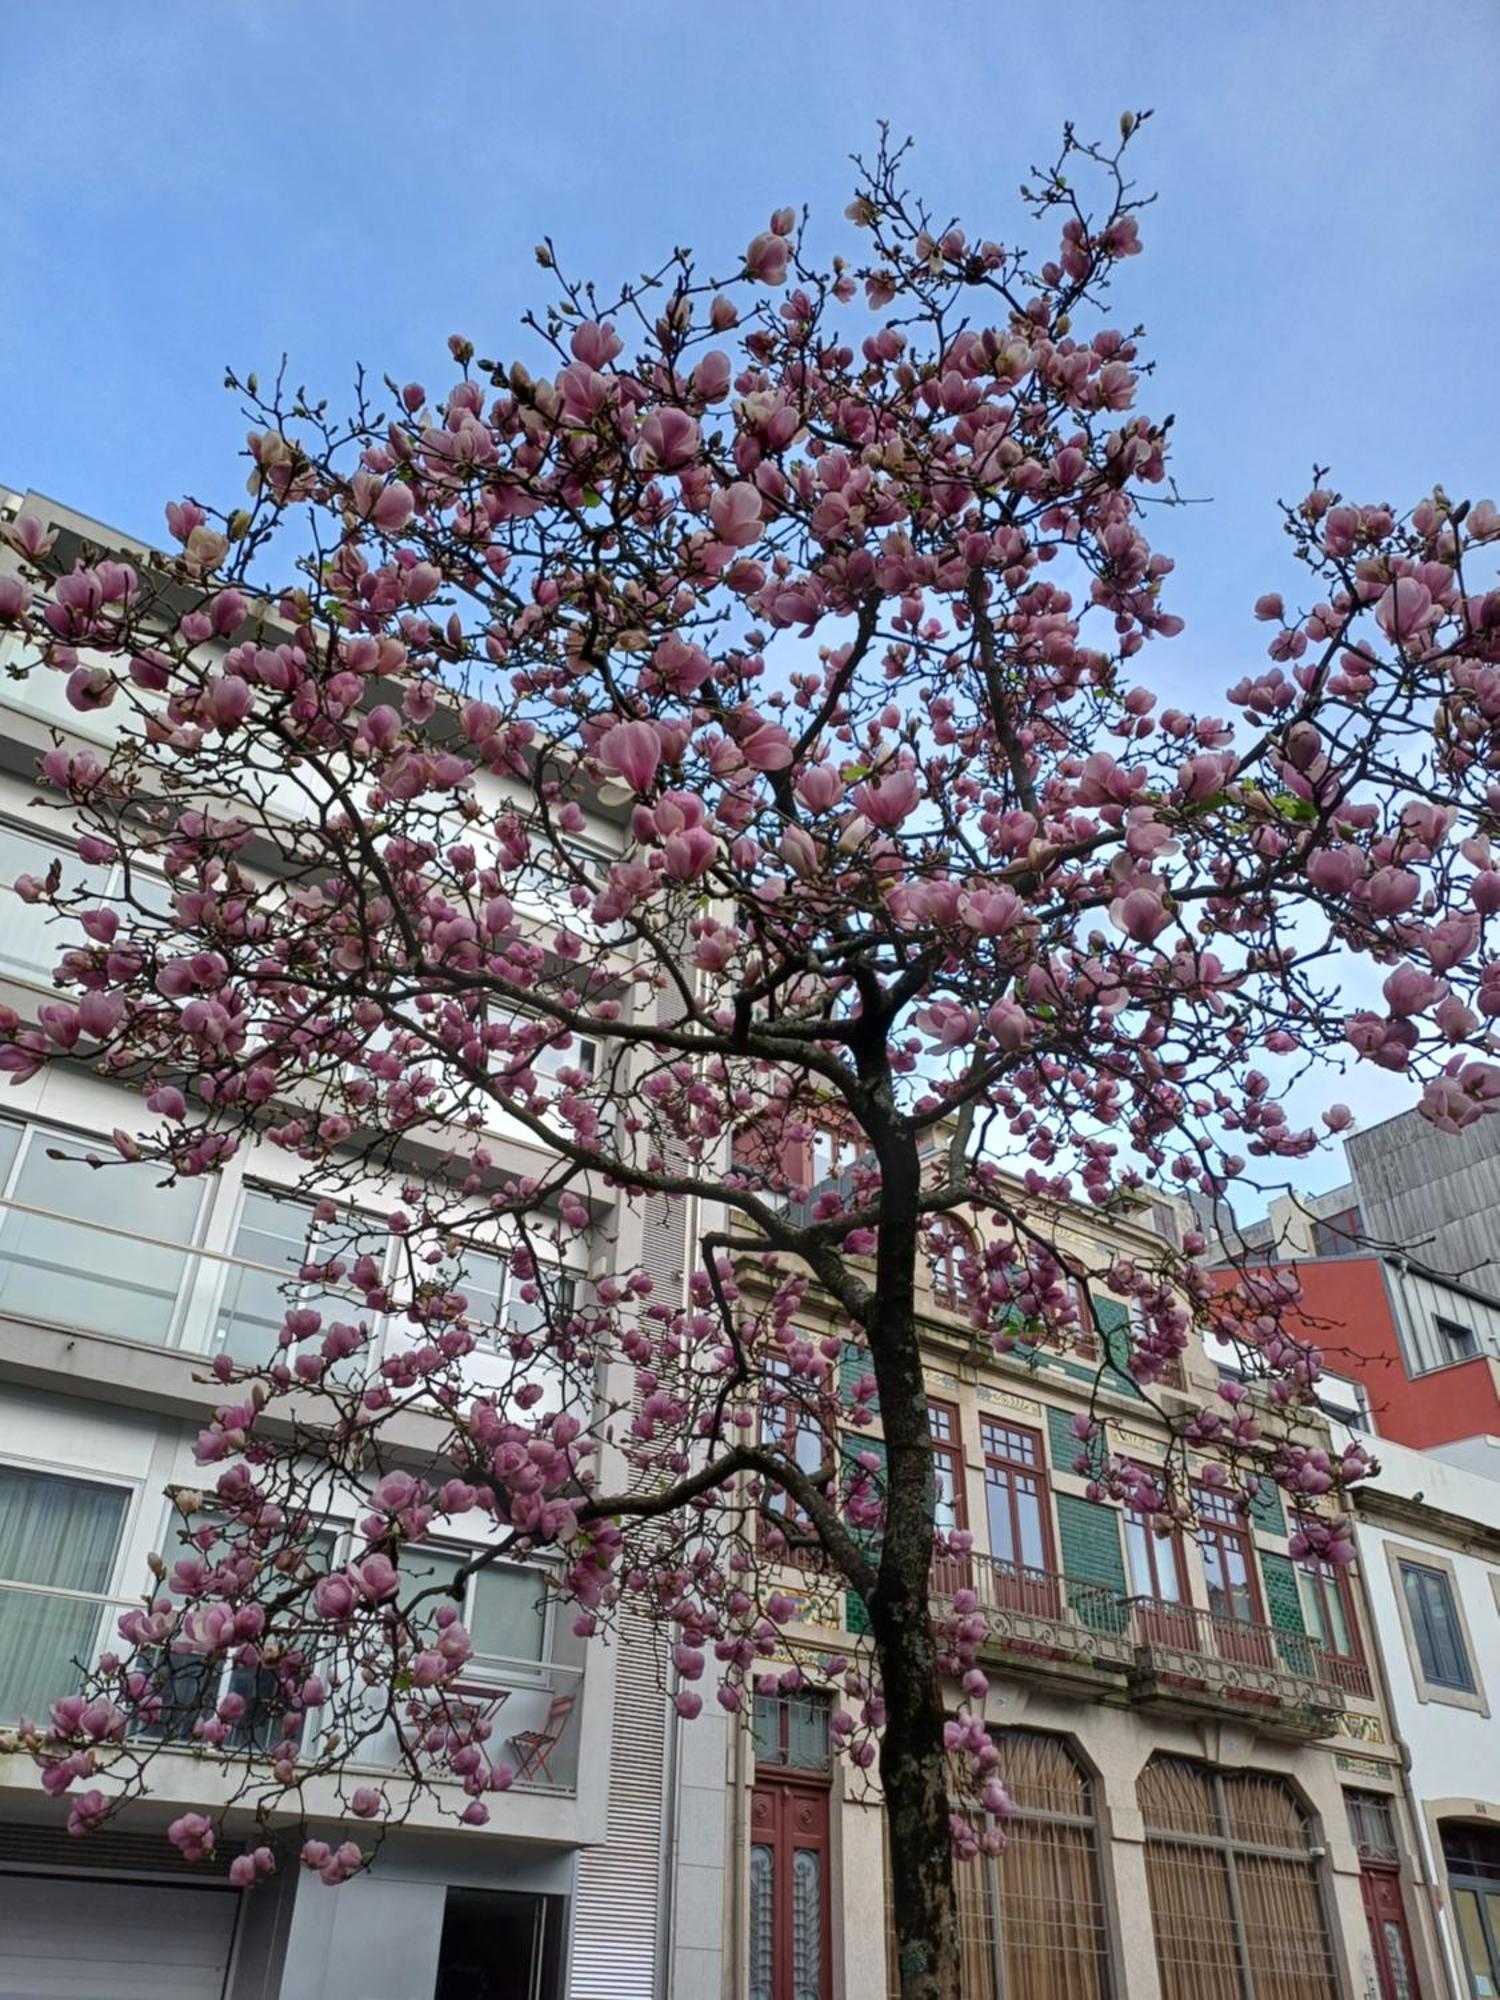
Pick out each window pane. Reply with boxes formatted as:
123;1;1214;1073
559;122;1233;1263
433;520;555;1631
0;1469;128;1721
1402;1563;1474;1690
986;1475;1017;1565
1015;1482;1046;1570
399;1545;468;1612
750;1846;774;2000
0;1131;200;1344
786;1695;831;1770
216;1189;356;1364
0;825;91;982
791;1847;822;2000
467;1565;546;1665
1125;1516;1156;1596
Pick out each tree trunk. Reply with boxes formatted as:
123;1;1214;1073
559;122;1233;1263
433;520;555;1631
866;1121;961;2000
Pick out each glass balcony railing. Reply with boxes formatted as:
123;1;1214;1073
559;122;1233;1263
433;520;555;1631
0;1190;372;1364
0;1579;584;1795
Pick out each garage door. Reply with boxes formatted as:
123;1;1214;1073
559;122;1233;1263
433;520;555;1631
0;1874;240;1999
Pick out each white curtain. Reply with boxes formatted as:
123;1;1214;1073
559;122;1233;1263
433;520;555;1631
0;1467;128;1722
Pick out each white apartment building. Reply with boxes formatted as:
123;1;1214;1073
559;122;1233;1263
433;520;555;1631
1345;1432;1500;2000
0;482;715;2000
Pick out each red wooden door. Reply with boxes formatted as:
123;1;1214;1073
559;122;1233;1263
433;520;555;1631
750;1781;832;2000
1361;1867;1420;2000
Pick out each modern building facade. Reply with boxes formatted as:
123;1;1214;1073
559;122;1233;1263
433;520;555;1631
0;482;692;2000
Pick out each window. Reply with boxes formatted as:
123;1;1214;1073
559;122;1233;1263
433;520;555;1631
930;1222;977;1310
451;1245;575;1351
1345;1791;1400;1866
397;1544;549;1674
0;1117;206;1348
753;1690;832;1773
1434;1316;1480;1362
980;1420;1055;1614
1443;1823;1500;1999
0;822;176;989
1139;1757;1337;2000
1297;1559;1356;1659
147;1519;337;1751
980;1419;1048;1571
928;1402;966;1535
215;1187;378;1365
1398;1559;1476;1694
0;1466;129;1722
1196;1485;1263;1628
1125;1501;1187;1605
885;1731;1113;2000
762;1356;832;1542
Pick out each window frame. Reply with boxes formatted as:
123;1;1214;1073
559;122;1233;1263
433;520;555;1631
1387;1544;1486;1713
0;1457;138;1725
928;1399;968;1536
0;814;177;993
1433;1314;1481;1363
1296;1556;1362;1664
213;1181;389;1365
0;1112;212;1351
1193;1484;1266;1630
1138;1757;1339;2000
885;1728;1114;2000
979;1418;1053;1578
1124;1501;1188;1606
930;1222;978;1311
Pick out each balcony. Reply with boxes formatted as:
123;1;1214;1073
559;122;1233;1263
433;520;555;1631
1120;1596;1352;1737
0;1190;581;1422
0;1578;585;1795
922;1560;1362;1729
929;1556;1134;1691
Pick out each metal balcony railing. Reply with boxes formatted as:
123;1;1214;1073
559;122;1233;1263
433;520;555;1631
929;1556;1135;1670
923;1560;1366;1712
1122;1595;1356;1713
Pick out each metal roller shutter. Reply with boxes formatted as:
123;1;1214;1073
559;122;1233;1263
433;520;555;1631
0;1874;240;2000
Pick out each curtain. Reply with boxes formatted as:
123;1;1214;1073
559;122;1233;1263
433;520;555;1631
999;1817;1108;2000
0;1467;128;1722
1143;1839;1242;2000
1237;1854;1339;1999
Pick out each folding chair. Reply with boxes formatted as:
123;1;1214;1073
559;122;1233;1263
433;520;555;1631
508;1692;576;1782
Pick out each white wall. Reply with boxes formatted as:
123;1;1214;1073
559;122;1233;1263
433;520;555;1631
1350;1433;1500;1999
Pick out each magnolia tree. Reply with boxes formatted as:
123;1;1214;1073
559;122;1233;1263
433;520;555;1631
1;115;1498;1996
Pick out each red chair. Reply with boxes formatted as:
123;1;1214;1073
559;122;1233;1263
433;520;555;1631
508;1693;576;1782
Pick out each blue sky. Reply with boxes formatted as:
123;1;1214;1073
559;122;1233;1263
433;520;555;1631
3;0;1498;1194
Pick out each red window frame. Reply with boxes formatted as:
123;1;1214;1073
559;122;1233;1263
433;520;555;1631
761;1356;831;1546
1195;1483;1264;1626
980;1419;1052;1573
1298;1555;1364;1662
1068;1275;1099;1360
928;1400;967;1535
1124;1503;1188;1604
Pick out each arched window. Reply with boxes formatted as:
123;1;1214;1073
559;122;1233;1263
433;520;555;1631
931;1220;978;1309
1138;1757;1337;2000
885;1730;1112;1999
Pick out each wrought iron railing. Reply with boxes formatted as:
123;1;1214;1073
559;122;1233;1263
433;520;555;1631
1121;1595;1353;1712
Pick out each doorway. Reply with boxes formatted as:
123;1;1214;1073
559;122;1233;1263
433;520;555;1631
1443;1823;1500;1999
434;1888;564;2000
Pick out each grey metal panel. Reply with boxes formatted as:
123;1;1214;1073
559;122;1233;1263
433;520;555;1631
1348;1109;1500;1299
